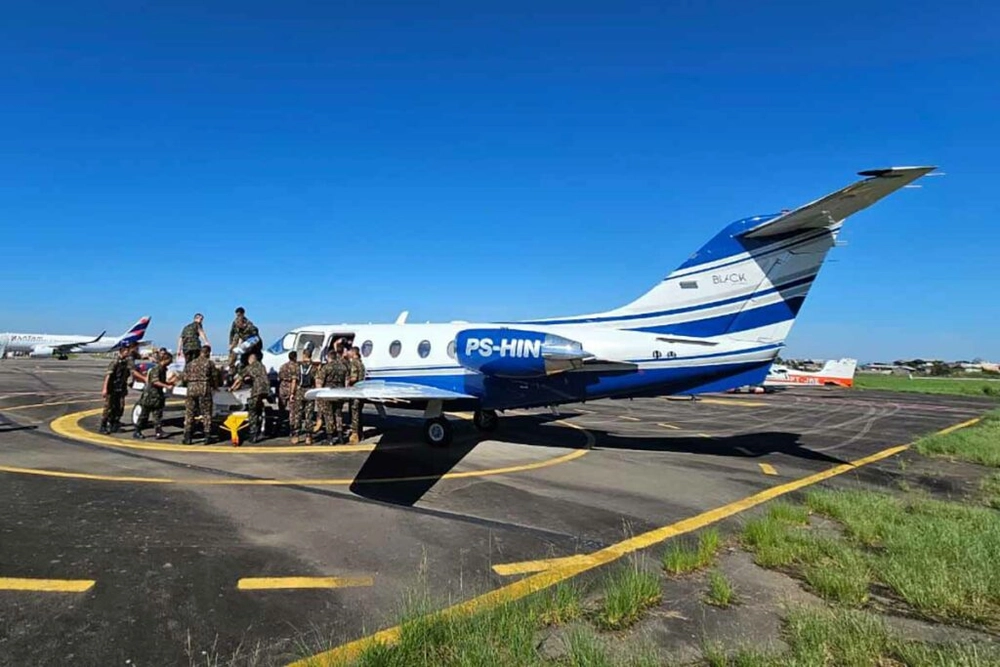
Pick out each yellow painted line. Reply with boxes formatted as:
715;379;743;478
290;416;982;667
492;555;589;576
0;448;589;486
618;415;640;422
695;398;768;407
238;576;373;590
759;463;778;476
50;408;377;454
657;422;681;430
2;420;593;486
0;577;95;593
2;397;104;411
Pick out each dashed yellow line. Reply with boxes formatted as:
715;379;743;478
695;398;768;407
238;576;373;591
289;416;982;667
0;577;95;593
618;415;641;422
656;422;681;430
759;463;779;476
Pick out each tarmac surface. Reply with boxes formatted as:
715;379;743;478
0;358;995;666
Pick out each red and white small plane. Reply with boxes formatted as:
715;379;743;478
733;359;857;393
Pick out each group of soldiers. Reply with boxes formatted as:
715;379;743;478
276;339;366;446
99;306;366;446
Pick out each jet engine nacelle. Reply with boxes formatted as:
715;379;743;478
29;346;54;358
456;328;591;378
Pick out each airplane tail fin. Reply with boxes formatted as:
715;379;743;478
113;316;151;349
600;167;935;346
818;358;857;380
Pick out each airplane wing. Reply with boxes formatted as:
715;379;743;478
740;166;936;239
305;380;475;404
49;331;106;356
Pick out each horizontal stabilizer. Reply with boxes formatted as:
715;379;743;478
306;381;475;403
740;166;936;238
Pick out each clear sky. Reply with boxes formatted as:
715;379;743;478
2;1;997;362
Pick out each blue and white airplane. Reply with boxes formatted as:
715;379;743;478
262;167;934;445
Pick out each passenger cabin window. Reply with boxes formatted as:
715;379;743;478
389;340;402;358
447;340;456;359
418;340;431;358
361;340;373;357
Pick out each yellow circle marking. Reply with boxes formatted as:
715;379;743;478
51;407;377;454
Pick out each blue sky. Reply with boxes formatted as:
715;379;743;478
2;1;997;361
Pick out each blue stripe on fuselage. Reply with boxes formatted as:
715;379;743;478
629;296;806;337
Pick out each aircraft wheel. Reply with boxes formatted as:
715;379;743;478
423;417;452;447
472;408;499;432
130;403;142;426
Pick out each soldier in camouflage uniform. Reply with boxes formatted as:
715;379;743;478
346;345;366;444
316;345;348;445
227;307;262;373
100;344;137;434
277;350;298;436
177;313;209;367
182;345;217;445
134;351;176;440
291;348;316;445
231;351;270;443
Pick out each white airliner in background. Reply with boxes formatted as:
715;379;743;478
253;167;933;446
0;317;151;360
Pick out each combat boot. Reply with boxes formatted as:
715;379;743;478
154;428;166;440
290;434;299;445
133;429;146;440
182;431;192;445
304;434;313;446
348;433;360;445
98;421;109;434
110;421;122;434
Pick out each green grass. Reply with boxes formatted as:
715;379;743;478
662;527;721;575
702;607;1000;666
705;570;736;607
594;562;662;630
983;473;1000;510
536;582;583;626
855;373;1000;398
914;409;1000;466
805;489;1000;626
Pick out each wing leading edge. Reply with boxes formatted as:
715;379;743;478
740;166;936;239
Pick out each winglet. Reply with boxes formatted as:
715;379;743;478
740;166;936;239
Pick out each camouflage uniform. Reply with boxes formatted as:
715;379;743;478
291;360;316;442
238;359;270;441
347;356;366;442
135;364;168;436
317;357;347;443
183;355;217;443
180;321;202;366
277;359;296;431
100;355;132;432
228;317;262;370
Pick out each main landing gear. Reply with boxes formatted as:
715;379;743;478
422;400;452;447
472;408;498;432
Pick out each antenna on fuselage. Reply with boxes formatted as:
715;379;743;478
395;311;409;325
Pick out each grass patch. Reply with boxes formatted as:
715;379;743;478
983;473;1000;510
701;607;1000;666
705;570;736;608
806;488;1000;626
855;373;1000;398
661;527;721;575
536;582;583;626
594;562;662;630
914;409;1000;466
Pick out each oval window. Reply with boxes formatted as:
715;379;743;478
389;340;402;358
446;340;456;359
418;340;431;358
361;340;373;357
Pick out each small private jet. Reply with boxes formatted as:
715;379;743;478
260;167;934;445
0;317;151;360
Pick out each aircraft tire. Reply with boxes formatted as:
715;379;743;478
472;409;499;432
423;417;452;447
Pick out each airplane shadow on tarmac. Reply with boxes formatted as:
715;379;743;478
348;411;845;507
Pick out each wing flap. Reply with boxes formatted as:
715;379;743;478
741;166;936;239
